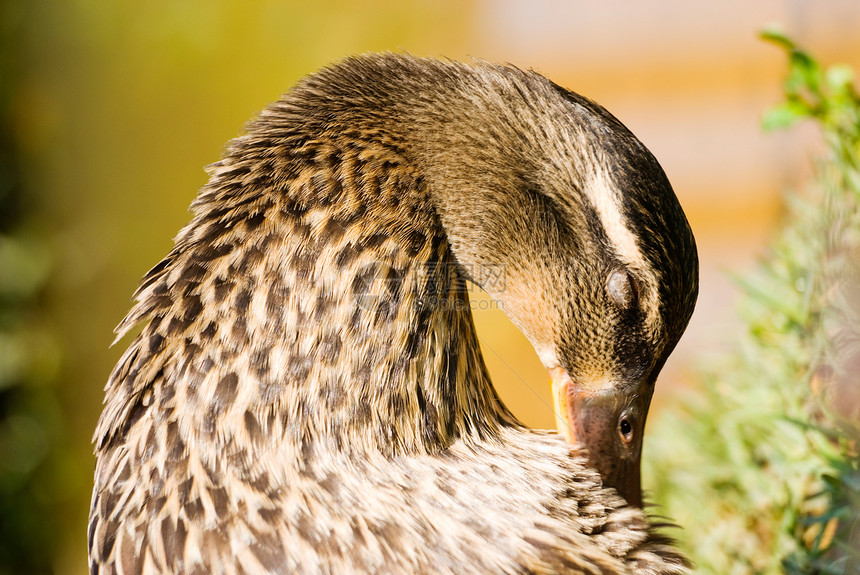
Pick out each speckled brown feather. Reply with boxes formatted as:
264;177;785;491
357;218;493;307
90;54;695;574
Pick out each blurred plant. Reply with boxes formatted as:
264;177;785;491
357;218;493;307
645;29;860;574
0;5;63;574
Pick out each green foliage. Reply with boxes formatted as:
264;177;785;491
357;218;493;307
645;30;860;574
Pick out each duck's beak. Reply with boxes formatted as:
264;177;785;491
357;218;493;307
550;367;645;508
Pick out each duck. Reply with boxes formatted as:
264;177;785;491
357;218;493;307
88;53;698;574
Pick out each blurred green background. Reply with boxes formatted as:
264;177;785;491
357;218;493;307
2;1;860;573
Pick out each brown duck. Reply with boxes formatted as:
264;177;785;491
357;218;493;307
89;54;698;574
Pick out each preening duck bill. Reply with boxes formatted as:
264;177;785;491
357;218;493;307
551;367;648;508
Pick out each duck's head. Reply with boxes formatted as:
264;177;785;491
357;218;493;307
376;59;700;507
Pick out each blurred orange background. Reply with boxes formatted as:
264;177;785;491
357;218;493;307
7;1;860;573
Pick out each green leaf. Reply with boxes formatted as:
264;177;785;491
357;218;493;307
760;25;795;50
763;102;809;130
826;65;855;93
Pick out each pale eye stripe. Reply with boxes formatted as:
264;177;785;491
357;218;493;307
586;168;660;329
588;169;645;271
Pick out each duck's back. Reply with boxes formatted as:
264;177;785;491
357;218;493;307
90;423;684;575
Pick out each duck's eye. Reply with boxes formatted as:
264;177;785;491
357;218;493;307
607;269;637;309
618;416;634;444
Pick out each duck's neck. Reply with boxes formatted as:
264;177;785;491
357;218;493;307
119;132;511;459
